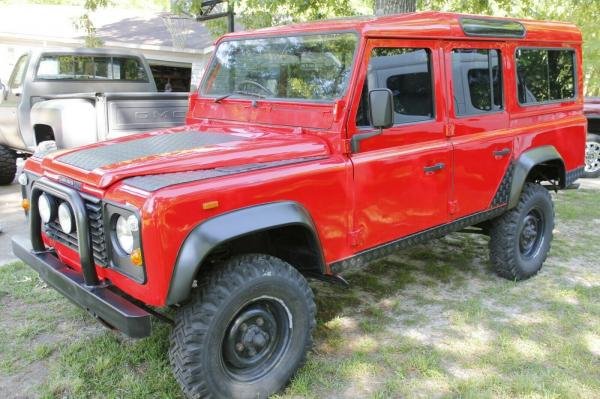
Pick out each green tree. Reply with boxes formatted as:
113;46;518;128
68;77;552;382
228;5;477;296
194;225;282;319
375;0;416;14
173;0;369;37
74;0;110;47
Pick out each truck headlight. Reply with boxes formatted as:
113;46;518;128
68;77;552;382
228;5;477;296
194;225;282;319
18;173;28;186
38;194;54;224
115;214;139;254
58;202;74;233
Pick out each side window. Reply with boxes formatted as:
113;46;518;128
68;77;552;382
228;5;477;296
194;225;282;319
356;47;434;127
452;49;502;115
516;48;575;104
10;54;29;89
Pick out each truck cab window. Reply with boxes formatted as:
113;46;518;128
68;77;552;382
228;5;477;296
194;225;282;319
356;47;433;127
452;49;502;115
36;55;147;81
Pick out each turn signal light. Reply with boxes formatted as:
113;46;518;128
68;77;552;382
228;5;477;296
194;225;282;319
21;199;30;211
202;200;219;210
130;248;143;266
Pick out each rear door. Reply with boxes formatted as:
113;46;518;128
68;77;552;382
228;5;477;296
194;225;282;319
348;39;452;251
444;43;513;218
0;54;29;149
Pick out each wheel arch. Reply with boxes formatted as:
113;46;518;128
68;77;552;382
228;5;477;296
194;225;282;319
165;201;326;305
509;145;565;209
33;124;55;145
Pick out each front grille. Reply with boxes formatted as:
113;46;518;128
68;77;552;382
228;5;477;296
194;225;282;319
43;197;109;267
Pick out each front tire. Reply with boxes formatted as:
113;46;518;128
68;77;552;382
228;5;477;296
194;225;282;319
169;254;316;399
0;145;17;185
584;133;600;178
489;183;554;280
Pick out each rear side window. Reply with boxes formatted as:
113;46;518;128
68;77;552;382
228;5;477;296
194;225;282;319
36;55;148;81
452;49;503;115
516;48;575;104
357;47;434;126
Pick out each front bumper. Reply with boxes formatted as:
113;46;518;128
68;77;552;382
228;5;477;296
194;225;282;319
12;234;152;338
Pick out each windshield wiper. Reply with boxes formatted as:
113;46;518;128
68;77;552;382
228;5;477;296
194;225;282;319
214;90;266;103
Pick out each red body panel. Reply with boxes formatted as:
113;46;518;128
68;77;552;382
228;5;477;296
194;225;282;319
23;12;586;307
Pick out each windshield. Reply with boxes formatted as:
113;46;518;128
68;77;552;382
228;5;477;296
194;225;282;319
202;32;358;102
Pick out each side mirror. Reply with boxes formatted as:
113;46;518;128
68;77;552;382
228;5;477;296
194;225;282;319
351;88;394;152
369;88;394;129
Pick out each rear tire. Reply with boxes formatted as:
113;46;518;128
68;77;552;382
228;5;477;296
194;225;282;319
169;254;316;399
489;183;554;280
0;145;17;185
584;133;600;178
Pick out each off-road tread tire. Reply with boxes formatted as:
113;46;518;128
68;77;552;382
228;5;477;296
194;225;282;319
489;183;554;281
169;254;316;399
583;133;600;178
0;145;16;185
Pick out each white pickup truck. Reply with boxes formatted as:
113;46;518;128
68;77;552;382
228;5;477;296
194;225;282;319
0;48;188;184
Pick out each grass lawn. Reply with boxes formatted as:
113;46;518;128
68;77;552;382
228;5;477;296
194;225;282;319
1;189;599;398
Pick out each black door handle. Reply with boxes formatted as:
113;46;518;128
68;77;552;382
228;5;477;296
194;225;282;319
423;162;445;173
493;148;511;157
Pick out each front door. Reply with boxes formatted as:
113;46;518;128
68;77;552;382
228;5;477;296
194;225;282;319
348;39;451;252
0;54;29;149
443;43;513;218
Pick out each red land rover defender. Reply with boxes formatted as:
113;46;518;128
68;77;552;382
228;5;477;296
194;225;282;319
13;12;585;399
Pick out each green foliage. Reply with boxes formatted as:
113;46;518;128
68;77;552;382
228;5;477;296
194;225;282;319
174;0;371;37
73;0;110;47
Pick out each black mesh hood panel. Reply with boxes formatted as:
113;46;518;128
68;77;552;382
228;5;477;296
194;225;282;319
57;131;244;171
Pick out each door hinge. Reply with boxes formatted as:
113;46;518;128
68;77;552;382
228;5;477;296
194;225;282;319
445;122;455;137
349;227;364;247
448;200;459;215
342;138;352;154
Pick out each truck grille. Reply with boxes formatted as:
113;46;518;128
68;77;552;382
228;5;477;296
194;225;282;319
43;198;108;267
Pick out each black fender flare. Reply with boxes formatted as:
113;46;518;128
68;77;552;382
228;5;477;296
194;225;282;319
165;201;325;305
509;145;565;208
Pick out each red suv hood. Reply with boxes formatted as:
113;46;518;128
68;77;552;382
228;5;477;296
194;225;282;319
40;125;331;189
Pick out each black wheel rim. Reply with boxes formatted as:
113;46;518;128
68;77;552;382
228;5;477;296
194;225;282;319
221;297;291;382
518;208;545;259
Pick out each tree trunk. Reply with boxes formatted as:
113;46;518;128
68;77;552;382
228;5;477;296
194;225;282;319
374;0;416;15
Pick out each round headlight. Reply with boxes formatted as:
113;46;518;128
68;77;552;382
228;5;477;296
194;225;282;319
38;194;54;224
115;215;138;254
58;202;74;233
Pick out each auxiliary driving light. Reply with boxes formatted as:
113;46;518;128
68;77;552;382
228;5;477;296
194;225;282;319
38;194;54;224
17;173;28;186
58;202;74;233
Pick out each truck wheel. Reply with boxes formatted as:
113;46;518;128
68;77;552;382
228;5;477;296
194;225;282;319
584;133;600;178
0;145;17;185
169;254;316;399
489;183;554;281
